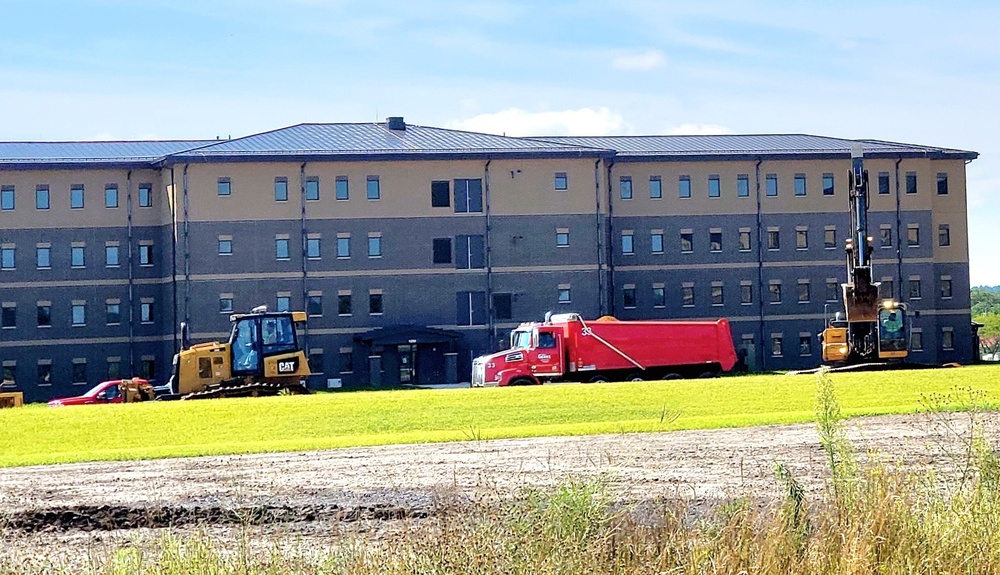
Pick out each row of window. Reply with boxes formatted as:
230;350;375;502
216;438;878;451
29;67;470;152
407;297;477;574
1;300;155;329
0;358;156;388
617;171;950;200
225;175;381;202
0;242;153;270
0;184;152;211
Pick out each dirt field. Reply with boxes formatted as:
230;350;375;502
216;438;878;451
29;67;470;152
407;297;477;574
1;411;996;571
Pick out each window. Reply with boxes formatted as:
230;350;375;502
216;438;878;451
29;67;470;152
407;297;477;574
218;238;232;255
878;172;890;195
457;291;488;325
338;294;352;316
36;246;50;269
942;328;954;351
905;172;917;194
104;301;122;325
1;304;15;328
621;231;634;255
937;173;949;195
823;173;834;196
340;349;354;373
794;174;806;196
909;278;922;299
767;229;780;250
800;334;812;356
141;359;156;380
826;280;839;302
276;295;290;313
556;228;569;248
766;174;778;197
366;176;380;200
72;361;87;385
907;225;920;247
431;181;450;207
824;227;836;249
708;175;720;198
1;247;14;270
368;235;382;258
739;230;751;252
307;295;323;317
336;176;349;200
492;293;513;320
0;186;13;210
337;236;350;258
911;330;924;351
369;292;384;315
798;280;810;303
737;174;749;197
795;229;807;250
455;235;484;269
139;244;152;266
769;281;782;303
308;350;323;374
619;176;633;200
940;277;953;299
306;237;321;259
711;282;724;306
104;184;118;208
710;231;722;252
453;178;482;212
72;303;86;326
880;225;893;248
276;238;290;260
651;231;664;254
682;284;694;307
71;246;85;267
218;177;231;196
623;286;636;309
37;363;52;386
2;364;15;386
649;176;662;199
71;184;85;209
433;238;452;264
740;282;753;305
939;224;951;247
305;177;320;201
771;335;783;357
219;297;233;314
557;286;571;304
36;185;50;210
679;175;691;199
105;244;119;267
138;184;152;207
141;302;154;323
680;231;693;253
274;177;288;202
652;285;665;308
37;304;51;327
880;279;894;299
554;172;568;191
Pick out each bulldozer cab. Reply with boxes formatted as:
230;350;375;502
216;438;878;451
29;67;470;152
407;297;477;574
877;303;908;359
229;312;301;376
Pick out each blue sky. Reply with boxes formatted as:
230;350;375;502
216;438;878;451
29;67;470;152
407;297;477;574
2;0;998;284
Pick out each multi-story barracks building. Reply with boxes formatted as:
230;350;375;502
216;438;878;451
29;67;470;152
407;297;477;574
0;117;978;401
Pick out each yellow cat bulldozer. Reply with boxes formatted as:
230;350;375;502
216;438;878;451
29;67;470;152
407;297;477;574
161;306;312;400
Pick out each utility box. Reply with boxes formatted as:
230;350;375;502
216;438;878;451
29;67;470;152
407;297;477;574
0;392;24;408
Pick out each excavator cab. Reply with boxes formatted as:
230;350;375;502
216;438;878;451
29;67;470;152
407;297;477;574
876;302;908;359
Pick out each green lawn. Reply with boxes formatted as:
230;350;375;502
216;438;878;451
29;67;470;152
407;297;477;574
2;365;998;468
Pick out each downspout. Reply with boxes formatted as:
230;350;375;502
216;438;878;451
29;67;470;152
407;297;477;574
300;163;309;353
170;166;178;355
182;165;190;329
484;159;494;348
594;158;604;315
126;170;135;377
894;158;903;302
606;158;616;317
755;158;765;371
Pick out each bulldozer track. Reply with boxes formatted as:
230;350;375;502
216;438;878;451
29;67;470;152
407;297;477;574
180;380;310;400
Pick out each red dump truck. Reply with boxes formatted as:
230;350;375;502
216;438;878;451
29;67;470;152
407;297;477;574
471;313;737;387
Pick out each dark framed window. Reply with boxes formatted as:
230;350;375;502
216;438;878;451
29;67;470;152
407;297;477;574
649;176;662;199
623;287;637;309
794;174;806;196
366;176;380;200
708;176;720;198
35;186;50;210
274;177;289;202
680;232;693;253
337;237;350;258
71;246;85;267
767;230;780;250
138;184;153;207
305;177;320;201
37;363;52;385
740;284;753;304
456;291;487;325
454;179;482;212
737;174;749;197
766;174;778;197
338;294;352;316
710;232;722;252
936;173;948;195
1;305;15;328
104;185;119;208
139;244;152;266
431;181;450;207
218;177;232;196
369;293;384;315
307;295;323;317
72;304;86;326
492;293;512;320
336;176;349;200
0;186;14;210
822;173;834;196
306;238;321;259
276;238;290;259
554;172;568;191
72;362;87;384
619;176;632;200
37;304;51;327
739;231;751;251
1;247;14;270
769;283;782;303
712;284;724;306
940;279;953;299
678;176;691;199
220;297;234;314
71;184;85;209
905;172;917;194
652;286;665;308
939;224;950;247
682;286;694;306
651;232;663;254
878;172;890;195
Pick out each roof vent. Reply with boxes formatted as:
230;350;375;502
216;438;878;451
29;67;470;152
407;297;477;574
386;116;406;131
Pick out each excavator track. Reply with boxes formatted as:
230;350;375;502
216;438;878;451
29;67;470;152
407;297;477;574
180;380;310;400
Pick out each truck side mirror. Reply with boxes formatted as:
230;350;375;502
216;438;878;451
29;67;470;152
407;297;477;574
96;391;107;400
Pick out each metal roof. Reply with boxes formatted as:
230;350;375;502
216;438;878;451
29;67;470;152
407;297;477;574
169;122;609;162
0;140;214;168
535;134;978;161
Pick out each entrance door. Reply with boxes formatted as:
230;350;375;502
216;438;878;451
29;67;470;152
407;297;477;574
398;344;417;384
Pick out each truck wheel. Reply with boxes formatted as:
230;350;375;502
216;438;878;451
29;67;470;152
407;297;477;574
626;373;644;382
698;371;720;379
588;375;609;383
510;377;534;386
662;373;682;381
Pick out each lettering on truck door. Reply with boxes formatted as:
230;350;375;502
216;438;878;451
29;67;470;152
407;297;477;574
529;329;564;378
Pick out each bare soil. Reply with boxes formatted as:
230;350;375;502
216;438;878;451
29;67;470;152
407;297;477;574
1;411;997;570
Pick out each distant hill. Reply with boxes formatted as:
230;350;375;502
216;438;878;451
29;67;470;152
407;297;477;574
973;285;1000;292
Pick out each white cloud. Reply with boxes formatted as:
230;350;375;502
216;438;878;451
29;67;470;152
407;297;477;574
612;49;667;71
447;107;630;137
667;123;732;135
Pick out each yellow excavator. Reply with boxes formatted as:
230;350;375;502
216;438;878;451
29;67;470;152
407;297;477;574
161;306;312;399
821;145;909;365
